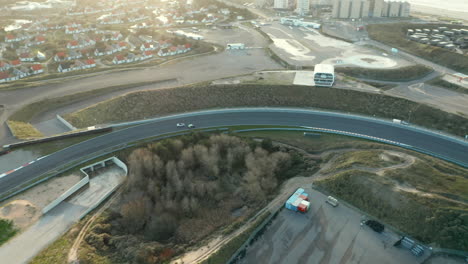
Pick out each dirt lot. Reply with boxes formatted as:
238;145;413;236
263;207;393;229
240;187;429;264
0;173;81;229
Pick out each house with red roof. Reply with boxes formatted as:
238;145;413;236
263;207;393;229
58;60;86;73
31;64;44;74
158;40;171;49
141;51;153;59
54;52;67;62
84;59;96;68
140;43;157;51
67;40;80;49
5;34;18;43
0;61;11;71
0;72;11;83
20;53;34;62
11;60;21;66
113;54;126;64
35;35;46;45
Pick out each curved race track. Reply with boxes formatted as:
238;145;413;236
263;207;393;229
1;108;467;196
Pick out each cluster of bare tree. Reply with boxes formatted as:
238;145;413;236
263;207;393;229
83;133;313;263
114;134;291;242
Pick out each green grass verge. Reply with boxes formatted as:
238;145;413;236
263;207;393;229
0;219;17;246
6;120;44;139
201;212;270;264
29;233;72;264
63;83;468;137
427;77;468;95
335;65;433;82
366;23;468;74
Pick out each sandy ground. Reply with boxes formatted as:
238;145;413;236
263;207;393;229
0;173;81;229
262;22;409;69
442;75;468;89
411;5;468;22
0;166;126;264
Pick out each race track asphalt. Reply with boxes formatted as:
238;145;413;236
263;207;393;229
1;108;467;196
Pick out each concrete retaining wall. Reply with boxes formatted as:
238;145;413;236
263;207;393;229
78;156;128;219
42;175;90;214
41;156;128;215
56;114;77;131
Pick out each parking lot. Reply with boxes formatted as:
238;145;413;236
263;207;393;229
260;22;411;68
240;187;429;264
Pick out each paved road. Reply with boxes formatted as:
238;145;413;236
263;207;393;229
1;108;467;197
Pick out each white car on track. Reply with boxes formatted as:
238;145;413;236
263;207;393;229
176;123;185;127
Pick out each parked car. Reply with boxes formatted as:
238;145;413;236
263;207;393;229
365;220;385;233
176;123;185;127
326;196;339;207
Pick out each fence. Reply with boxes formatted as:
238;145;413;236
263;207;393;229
226;207;283;264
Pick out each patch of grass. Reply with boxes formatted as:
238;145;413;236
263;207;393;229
30;235;72;264
0;219;17;246
386;160;468;201
323;150;401;173
6;120;44;139
9;79;175;123
336;65;433;82
360;80;396;90
366;23;468;74
427;77;468;95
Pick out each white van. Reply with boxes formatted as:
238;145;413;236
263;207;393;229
326;196;339;207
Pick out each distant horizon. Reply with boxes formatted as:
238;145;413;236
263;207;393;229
407;0;468;13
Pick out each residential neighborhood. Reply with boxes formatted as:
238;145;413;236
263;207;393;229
0;0;239;84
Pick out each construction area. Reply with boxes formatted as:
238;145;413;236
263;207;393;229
239;187;430;264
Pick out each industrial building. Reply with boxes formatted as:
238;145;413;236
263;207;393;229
332;0;410;18
313;64;335;87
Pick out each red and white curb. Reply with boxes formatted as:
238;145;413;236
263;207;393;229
0;155;48;179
